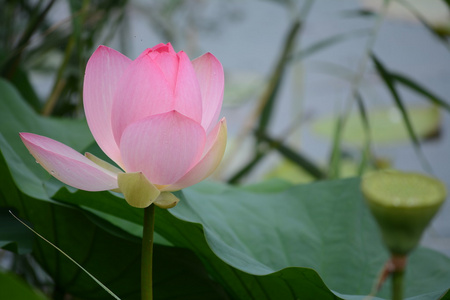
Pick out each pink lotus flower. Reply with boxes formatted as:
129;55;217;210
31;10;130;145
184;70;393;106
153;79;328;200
20;43;227;208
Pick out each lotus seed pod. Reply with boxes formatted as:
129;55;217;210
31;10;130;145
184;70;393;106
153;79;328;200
362;170;446;255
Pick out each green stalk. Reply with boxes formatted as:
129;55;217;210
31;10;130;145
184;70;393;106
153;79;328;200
391;255;406;300
392;269;404;300
141;204;155;300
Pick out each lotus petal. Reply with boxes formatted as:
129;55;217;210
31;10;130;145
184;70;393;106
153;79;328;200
20;133;118;191
164;118;227;191
119;111;206;186
83;45;131;167
111;54;172;145
192;52;224;133
118;172;160;208
147;43;178;90
85;152;123;174
154;192;180;209
173;51;203;123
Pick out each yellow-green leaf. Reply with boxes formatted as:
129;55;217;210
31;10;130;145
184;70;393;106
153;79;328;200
312;106;440;146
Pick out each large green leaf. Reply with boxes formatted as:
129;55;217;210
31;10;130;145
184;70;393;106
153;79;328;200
48;178;450;300
0;79;229;299
0;271;48;300
172;180;450;299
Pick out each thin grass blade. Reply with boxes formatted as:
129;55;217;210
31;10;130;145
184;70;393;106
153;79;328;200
371;53;432;172
390;72;450;112
355;91;372;176
291;28;371;62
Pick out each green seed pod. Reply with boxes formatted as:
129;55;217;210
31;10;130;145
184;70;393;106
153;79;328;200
361;170;446;255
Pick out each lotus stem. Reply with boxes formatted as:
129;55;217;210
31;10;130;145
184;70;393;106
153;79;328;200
391;255;407;300
392;269;404;300
141;204;155;300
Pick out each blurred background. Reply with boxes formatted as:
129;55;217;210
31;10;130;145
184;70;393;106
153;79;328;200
1;0;450;255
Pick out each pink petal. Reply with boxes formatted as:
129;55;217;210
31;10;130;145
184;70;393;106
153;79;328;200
203;117;224;155
146;43;176;58
164;118;227;191
119;111;206;186
20;133;118;191
83;46;131;167
192;53;224;133
138;44;178;90
133;43;177;65
151;51;178;90
173;51;203;123
111;54;173;145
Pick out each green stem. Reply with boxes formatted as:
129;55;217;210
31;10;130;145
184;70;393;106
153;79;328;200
141;204;155;300
391;255;407;300
392;269;404;300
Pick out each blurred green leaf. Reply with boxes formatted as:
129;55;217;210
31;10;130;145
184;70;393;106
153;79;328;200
1;0;130;117
9;65;41;112
264;158;372;184
264;159;315;183
0;78;92;200
0;0;56;79
312;105;440;146
240;178;294;193
0;271;48;300
0;208;34;254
